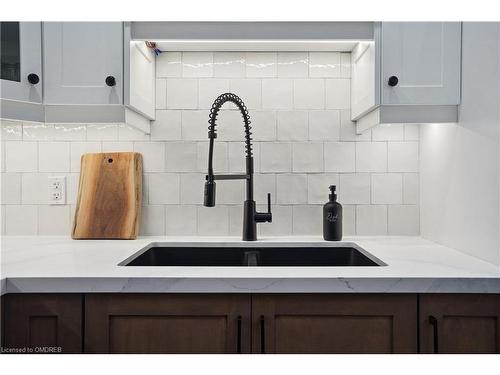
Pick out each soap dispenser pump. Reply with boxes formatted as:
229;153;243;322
323;185;342;241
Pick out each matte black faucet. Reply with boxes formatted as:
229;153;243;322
203;93;272;241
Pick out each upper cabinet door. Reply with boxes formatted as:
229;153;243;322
43;22;123;105
381;22;461;105
0;22;42;103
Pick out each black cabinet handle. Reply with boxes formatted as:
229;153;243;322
260;315;265;354
429;315;439;354
236;316;242;353
27;73;40;85
388;75;399;87
105;76;116;87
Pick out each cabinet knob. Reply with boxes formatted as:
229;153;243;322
105;76;116;87
27;73;40;85
388;75;399;87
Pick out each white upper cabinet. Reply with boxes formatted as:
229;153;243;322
0;22;42;103
43;22;123;105
381;22;461;105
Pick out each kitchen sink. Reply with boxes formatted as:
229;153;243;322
119;243;386;267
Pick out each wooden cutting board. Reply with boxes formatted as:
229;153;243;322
72;152;142;239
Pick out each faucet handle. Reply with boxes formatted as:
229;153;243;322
267;193;271;214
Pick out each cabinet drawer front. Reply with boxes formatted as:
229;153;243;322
252;294;417;354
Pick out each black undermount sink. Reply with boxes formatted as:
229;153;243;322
119;243;386;267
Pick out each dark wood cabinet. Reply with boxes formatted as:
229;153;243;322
2;294;83;353
84;294;251;353
420;294;500;354
252;294;417;354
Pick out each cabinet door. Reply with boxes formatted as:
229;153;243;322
252;294;417;354
0;22;42;103
85;294;251;354
43;22;123;104
2;294;82;353
381;22;461;105
420;294;500;354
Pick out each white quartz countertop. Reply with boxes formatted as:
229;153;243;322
1;235;500;294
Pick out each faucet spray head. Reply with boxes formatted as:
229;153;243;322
203;178;216;207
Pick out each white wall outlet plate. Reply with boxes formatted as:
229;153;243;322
48;176;66;205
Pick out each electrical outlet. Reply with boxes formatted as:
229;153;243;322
48;176;66;205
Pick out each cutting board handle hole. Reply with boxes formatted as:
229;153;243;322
108;158;113;163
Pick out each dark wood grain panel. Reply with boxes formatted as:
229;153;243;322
420;294;500;354
3;294;82;353
85;294;251;354
252;294;417;354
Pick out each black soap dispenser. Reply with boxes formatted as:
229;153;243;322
323;185;342;241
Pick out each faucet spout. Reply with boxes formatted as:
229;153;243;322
203;93;272;241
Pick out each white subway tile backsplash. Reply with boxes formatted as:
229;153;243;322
197;206;229;236
309;52;341;78
307;174;339;204
343;205;356;235
325;79;350;109
292;205;322;235
101;142;134;152
404;124;420;141
260;205;293;236
292;143;323;172
356;205;388;235
260;143;291;173
277;111;308;141
166;78;198;109
39;142;70;172
198;79;230;108
388;142;419;172
388;205;419;235
372;124;404;141
155;79;167;109
403;173;419;204
1;120;22;140
0;51;421;237
246;52;277;78
165;142;197;172
277;52;308;78
5;205;37;235
181;110;208;141
1;173;21;204
166;205;197;235
134;142;165;173
371;173;403;204
86;124;118;141
152;110;182;141
276;174;307;204
356;142;387;172
262;79;293;110
293;79;325;109
149;173;180;204
182;52;213;78
180;173;204;205
53;124;86;141
229;79;261;109
22;123;54;141
324;142;355;172
309;110;340;141
140;205;166;236
38;205;70;235
214;52;245;78
338;173;370;204
156;52;182;78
